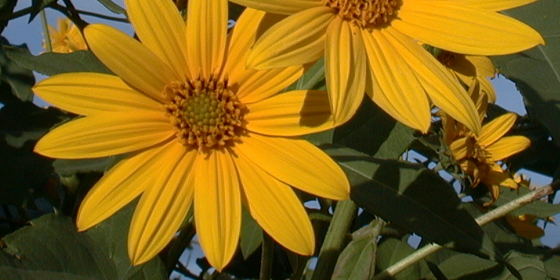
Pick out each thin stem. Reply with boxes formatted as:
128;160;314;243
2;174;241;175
40;10;52;52
0;6;34;21
71;9;128;23
260;233;274;280
373;181;560;280
311;200;357;280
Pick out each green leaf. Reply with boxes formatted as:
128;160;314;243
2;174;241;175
0;267;96;280
543;255;560;278
491;0;560;146
325;146;502;261
489;251;549;280
96;0;126;14
375;238;426;280
332;222;378;280
0;0;17;34
29;0;57;22
239;208;263;260
0;41;35;101
53;155;126;176
4;47;112;76
426;248;500;280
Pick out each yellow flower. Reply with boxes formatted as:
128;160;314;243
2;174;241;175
33;0;349;270
448;113;530;202
230;0;544;133
44;18;87;53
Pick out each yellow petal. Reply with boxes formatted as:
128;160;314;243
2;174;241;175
449;137;468;160
459;0;538;11
33;73;162;116
465;55;496;78
125;0;190;79
248;7;335;69
76;140;177;231
194;150;241;271
246;90;334;136
229;0;323;14
393;0;544;55
479;113;517;146
506;215;544;239
129;145;196;265
479;77;496;103
34;112;174;159
484;164;518;189
186;0;228;78
487;136;531;161
84;24;176;102
325;19;366;125
235;133;350;200
362;29;431;132
234;154;314;255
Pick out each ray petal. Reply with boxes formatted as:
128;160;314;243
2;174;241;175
458;0;538;11
33;73;161;116
236;133;349;200
235;154;315;255
245;90;334;136
34;112;174;159
487;136;531;161
479;113;517;146
194;150;241;271
186;0;228;78
125;0;189;78
76;140;177;231
325;18;366;125
229;0;323;14
129;146;196;265
449;137;468;160
247;7;335;69
393;0;544;55
84;24;176;102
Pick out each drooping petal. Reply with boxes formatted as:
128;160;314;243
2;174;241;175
125;0;190;79
362;29;431;132
479;113;517;146
234;154;314;255
129;145;196;265
235;133;349;200
458;0;538;11
479;77;496;103
194;150;241;271
247;7;335;69
487;136;531;161
186;0;228;78
33;73;161;116
76;140;177;231
449;137;468;160
465;55;496;78
84;24;177;102
245;90;333;136
325;18;366;125
35;112;174;159
484;164;518;189
393;0;544;55
229;0;323;14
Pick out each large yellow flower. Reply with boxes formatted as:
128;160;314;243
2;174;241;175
43;17;87;53
449;113;530;202
33;0;349;270
230;0;544;133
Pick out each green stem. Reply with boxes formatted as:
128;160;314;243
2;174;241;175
40;10;52;52
311;200;357;280
373;180;560;280
260;233;274;280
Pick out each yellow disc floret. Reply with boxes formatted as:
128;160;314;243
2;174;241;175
324;0;399;28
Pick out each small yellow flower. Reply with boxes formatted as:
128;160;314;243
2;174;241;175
230;0;544;133
33;0;349;270
44;18;87;53
448;113;531;202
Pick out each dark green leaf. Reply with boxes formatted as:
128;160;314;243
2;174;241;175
426;248;500;280
0;267;96;280
286;58;326;92
492;0;560;146
96;0;126;14
375;238;425;280
4;47;112;76
489;251;549;280
29;0;57;21
325;146;502;261
0;0;17;34
332;223;378;280
239;208;263;260
0;41;35;101
53;155;126;176
543;255;560;278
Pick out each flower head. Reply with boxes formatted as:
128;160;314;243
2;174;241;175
230;0;544;133
33;0;349;270
43;17;87;53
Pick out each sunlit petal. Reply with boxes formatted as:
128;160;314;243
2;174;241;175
129;145;196;265
236;133;349;200
125;0;189;78
479;113;517;146
235;155;314;255
76;140;177;231
487;136;531;161
246;90;333;136
33;73;161;116
194;150;241;271
186;0;228;77
394;1;544;55
34;112;173;159
449;137;468;160
326;18;366;125
229;0;323;14
84;24;176;102
248;7;335;69
458;0;538;11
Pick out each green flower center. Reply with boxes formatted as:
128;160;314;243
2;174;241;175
163;76;246;149
324;0;399;28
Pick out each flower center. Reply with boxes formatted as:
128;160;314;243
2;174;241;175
324;0;399;28
466;136;491;163
163;76;246;149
